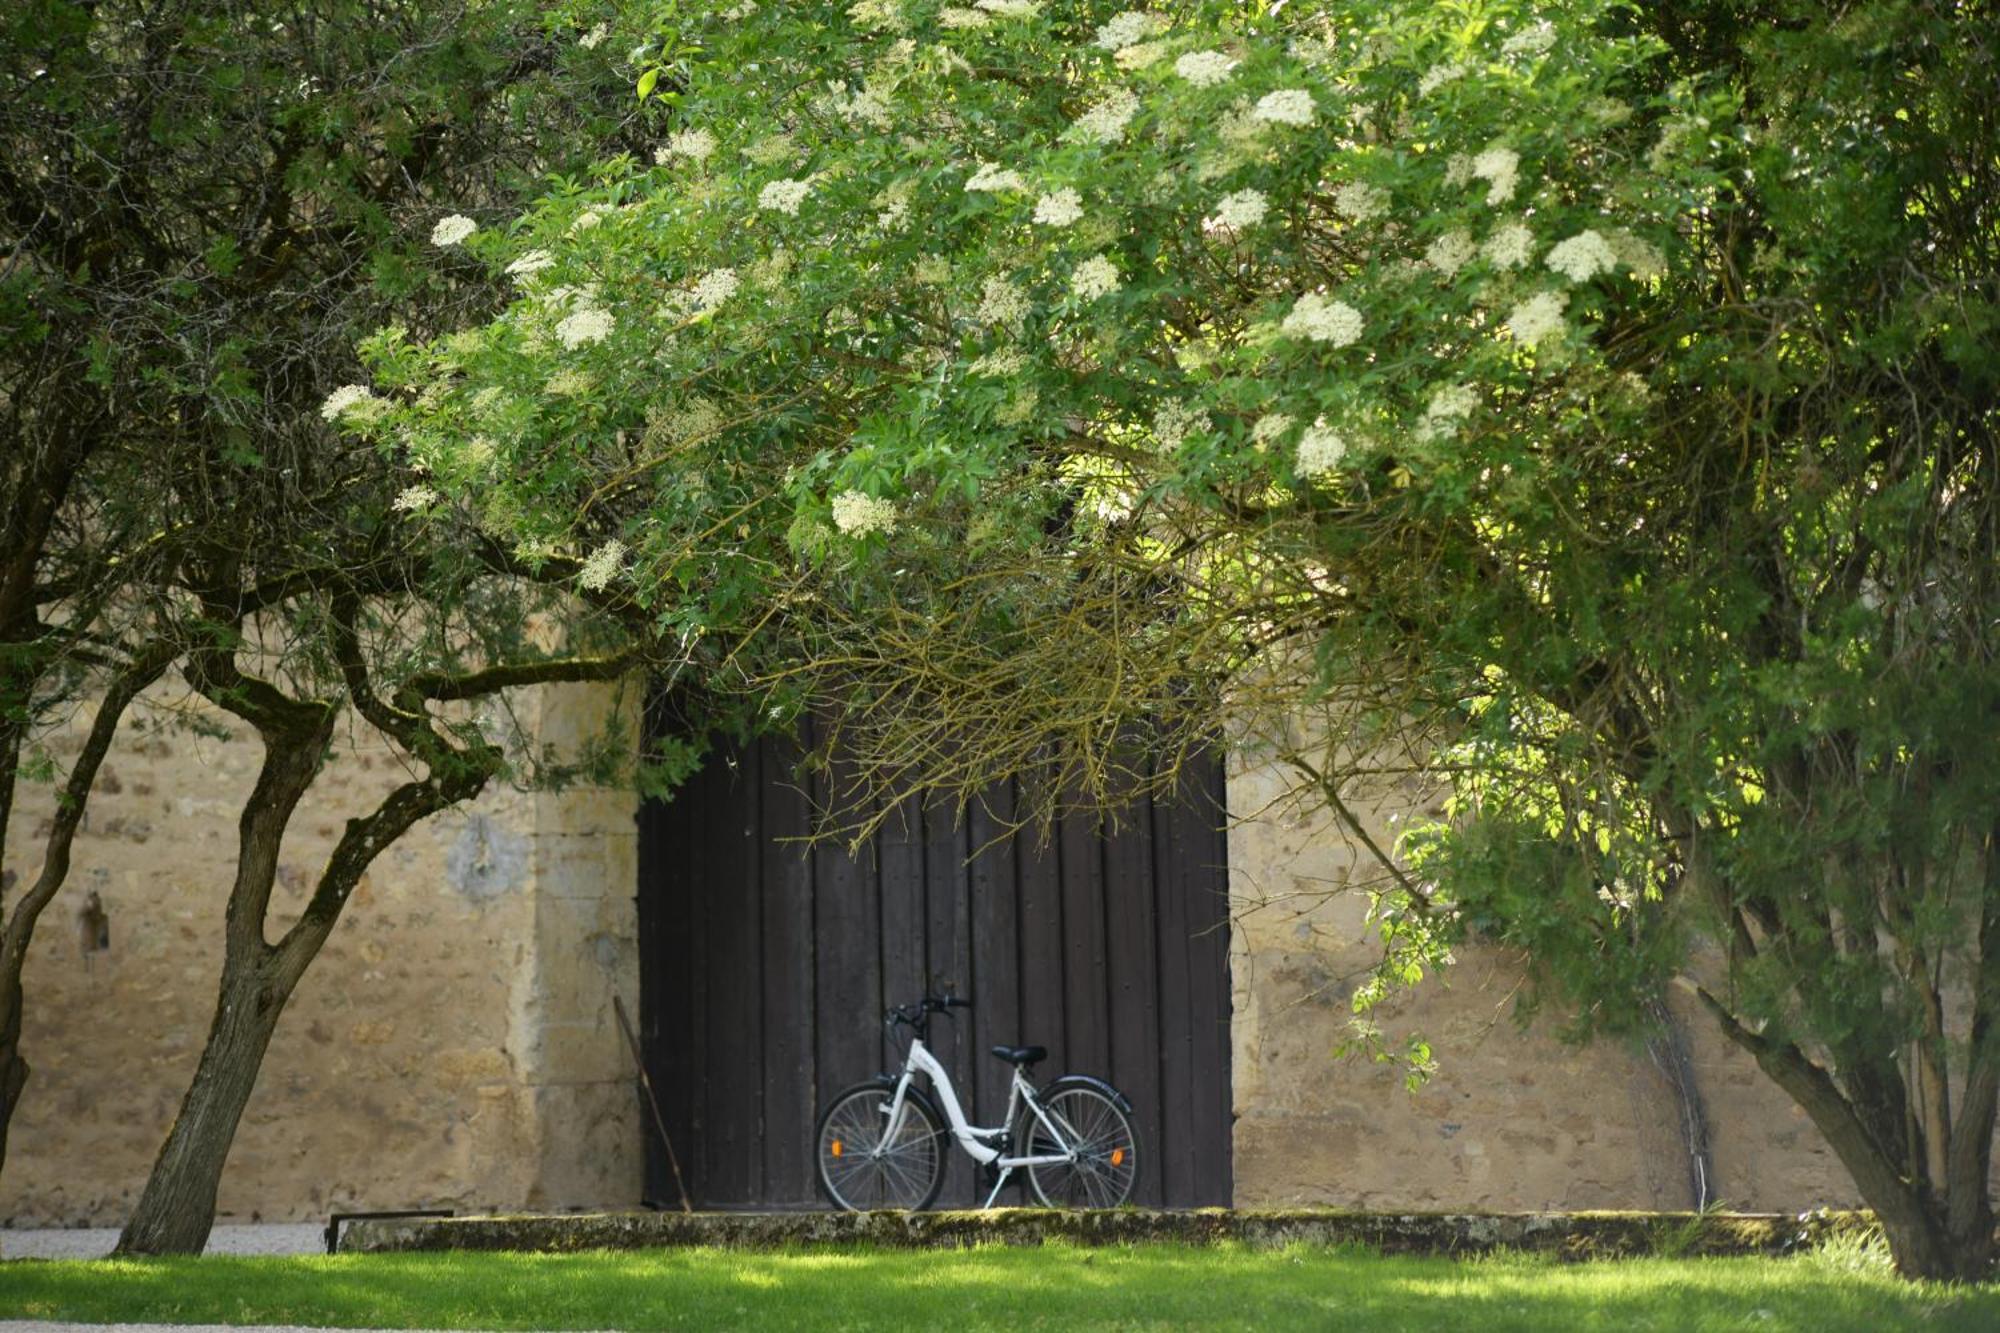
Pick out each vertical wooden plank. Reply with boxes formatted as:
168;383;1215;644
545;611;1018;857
918;795;969;1203
1152;775;1200;1207
1015;795;1066;1074
878;792;926;1024
674;739;714;1204
1059;804;1111;1078
1183;752;1234;1205
760;732;816;1205
634;714;675;1206
701;741;764;1206
968;781;1021;1135
815;752;881;1113
1103;792;1164;1206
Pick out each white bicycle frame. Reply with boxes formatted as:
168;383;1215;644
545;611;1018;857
878;1036;1079;1208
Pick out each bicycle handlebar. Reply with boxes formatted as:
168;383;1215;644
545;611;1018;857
883;993;973;1034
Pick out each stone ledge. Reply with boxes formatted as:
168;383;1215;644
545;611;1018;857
338;1207;1877;1258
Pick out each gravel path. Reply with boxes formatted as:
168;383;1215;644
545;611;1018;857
0;1223;325;1260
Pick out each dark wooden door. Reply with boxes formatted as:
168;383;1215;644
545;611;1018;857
635;724;1232;1209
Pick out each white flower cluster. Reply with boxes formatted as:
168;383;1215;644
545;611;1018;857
938;6;988;28
570;208;606;233
1250;412;1294;450
320;384;380;422
1205;187;1268;231
1418;62;1467;95
1504;290;1569;347
968;348;1028;377
431;214;477;247
578;538;627;591
1251;89;1316;126
657;127;717;163
393;484;439;513
831;490;898;536
1281;293;1364;347
1174;50;1236;87
1152;399;1211;451
1071;254;1121;301
1425;383;1479;423
544;368;595;397
1093;11;1164;51
975;0;1041;14
1424;229;1475;278
965;162;1028;192
1115;40;1170;70
1332;181;1387;224
758;177;813;214
1482;221;1535;270
505;249;555;278
1033;188;1083;227
1294;420;1347;478
1608;228;1667;279
556;305;616;349
1069;89;1139;144
1545;229;1619;284
977;275;1031;326
690;267;740;312
1472;147;1521;205
847;0;907;30
1501;22;1556;57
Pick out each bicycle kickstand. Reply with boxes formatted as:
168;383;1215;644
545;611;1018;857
981;1164;1015;1209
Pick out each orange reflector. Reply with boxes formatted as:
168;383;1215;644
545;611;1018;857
1111;1147;1126;1167
830;1139;844;1158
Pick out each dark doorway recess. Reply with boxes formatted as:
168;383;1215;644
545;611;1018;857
635;720;1233;1210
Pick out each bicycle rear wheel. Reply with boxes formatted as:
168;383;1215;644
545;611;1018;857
815;1081;947;1211
1013;1077;1138;1208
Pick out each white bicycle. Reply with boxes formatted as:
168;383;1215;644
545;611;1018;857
814;993;1139;1211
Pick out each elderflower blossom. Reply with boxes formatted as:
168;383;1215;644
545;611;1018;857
320;384;380;422
1070;254;1121;301
430;214;477;247
976;275;1031;326
1418;62;1467;95
578;539;626;591
393;484;439;513
657;127;716;163
1426;383;1479;422
1280;293;1364;347
1294;420;1347;478
578;22;608;49
1033;188;1083;227
848;0;907;29
758;178;813;214
965;162;1028;193
1501;22;1557;57
1093;11;1162;51
1471;147;1521;205
1115;39;1170;70
1206;188;1269;232
937;6;988;27
1424;229;1476;277
975;0;1041;14
555;307;615;348
1545;229;1620;284
1174;50;1236;87
1504;290;1569;347
1482;222;1535;270
1332;181;1387;224
505;249;555;278
1152;399;1211;450
569;208;606;234
968;348;1028;377
831;490;898;536
1251;89;1316;127
1068;89;1139;144
690;267;740;312
1607;229;1667;280
1250;412;1294;449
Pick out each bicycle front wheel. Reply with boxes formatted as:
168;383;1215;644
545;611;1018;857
1013;1077;1138;1208
815;1081;947;1211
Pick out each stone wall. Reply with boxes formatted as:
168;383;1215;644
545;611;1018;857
1226;749;1860;1213
0;679;642;1227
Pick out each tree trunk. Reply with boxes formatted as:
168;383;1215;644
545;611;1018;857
0;957;28;1176
111;945;291;1255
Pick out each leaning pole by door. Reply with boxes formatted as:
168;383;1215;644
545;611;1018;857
613;992;692;1214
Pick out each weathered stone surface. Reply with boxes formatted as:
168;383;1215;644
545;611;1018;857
339;1206;1880;1260
0;679;642;1227
1224;743;1867;1213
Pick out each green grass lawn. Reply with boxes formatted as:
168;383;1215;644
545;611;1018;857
1;1243;1994;1331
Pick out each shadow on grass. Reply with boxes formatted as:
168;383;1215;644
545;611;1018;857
2;1244;1994;1331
